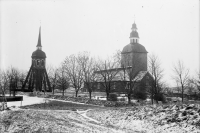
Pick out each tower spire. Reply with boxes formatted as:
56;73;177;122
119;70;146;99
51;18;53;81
130;21;139;43
36;27;42;50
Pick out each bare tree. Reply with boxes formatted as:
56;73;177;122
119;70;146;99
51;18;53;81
48;66;59;95
172;60;189;102
148;54;164;104
187;79;196;96
57;65;69;96
46;64;55;76
0;70;9;110
63;54;84;97
113;49;122;67
175;80;181;94
119;52;146;103
95;57;120;100
187;73;200;99
192;71;200;93
19;70;26;89
77;51;97;99
0;67;21;110
0;70;9;95
4;67;21;96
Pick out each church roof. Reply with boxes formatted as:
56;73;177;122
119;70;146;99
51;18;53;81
131;22;137;30
121;43;148;54
32;50;46;58
133;71;148;82
32;27;46;58
36;27;42;47
95;67;151;82
130;31;139;38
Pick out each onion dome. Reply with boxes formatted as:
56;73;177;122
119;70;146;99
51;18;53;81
131;22;137;30
130;31;139;38
121;43;148;54
32;50;46;58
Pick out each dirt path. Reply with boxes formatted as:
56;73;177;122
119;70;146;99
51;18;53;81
77;109;101;124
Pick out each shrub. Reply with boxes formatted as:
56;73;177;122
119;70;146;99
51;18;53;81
108;93;118;101
133;91;147;100
154;93;167;103
28;92;36;97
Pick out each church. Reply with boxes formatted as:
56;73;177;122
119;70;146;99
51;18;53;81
21;27;52;92
83;22;153;96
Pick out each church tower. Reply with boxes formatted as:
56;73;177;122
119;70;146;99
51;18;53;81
22;27;51;92
121;22;148;75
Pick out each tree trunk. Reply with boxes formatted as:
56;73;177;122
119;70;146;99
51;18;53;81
151;90;154;105
62;87;64;96
128;93;131;104
106;92;109;101
75;90;78;97
89;91;92;99
52;85;55;95
182;85;184;103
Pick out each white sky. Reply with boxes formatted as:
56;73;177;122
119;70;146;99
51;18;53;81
0;0;199;87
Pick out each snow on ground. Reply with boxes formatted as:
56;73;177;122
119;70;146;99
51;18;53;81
4;95;200;132
86;104;200;133
0;109;124;133
77;109;101;124
6;95;45;107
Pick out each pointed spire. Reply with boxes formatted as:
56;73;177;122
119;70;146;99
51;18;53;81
36;27;42;48
131;22;137;30
132;16;137;30
130;20;139;43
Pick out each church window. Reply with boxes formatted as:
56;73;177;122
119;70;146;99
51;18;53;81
36;60;40;66
125;82;130;89
136;39;138;43
41;60;44;66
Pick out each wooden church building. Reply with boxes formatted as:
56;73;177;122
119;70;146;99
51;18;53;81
83;22;153;95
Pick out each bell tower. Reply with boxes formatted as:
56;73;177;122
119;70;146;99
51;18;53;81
121;22;148;74
22;27;51;92
130;22;139;43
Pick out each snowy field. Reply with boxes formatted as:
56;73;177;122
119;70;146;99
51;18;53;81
6;95;45;107
2;95;200;133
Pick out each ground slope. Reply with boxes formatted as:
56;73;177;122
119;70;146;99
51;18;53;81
0;109;124;133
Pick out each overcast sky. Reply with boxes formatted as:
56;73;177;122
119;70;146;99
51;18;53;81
0;0;199;87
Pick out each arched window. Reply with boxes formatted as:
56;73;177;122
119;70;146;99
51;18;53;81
125;82;130;89
37;60;40;66
41;60;44;66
